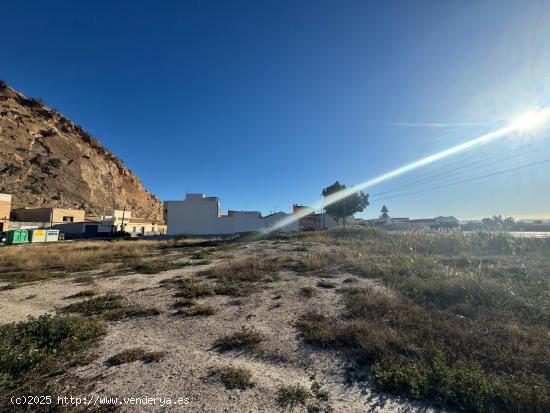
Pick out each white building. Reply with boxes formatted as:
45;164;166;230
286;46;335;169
101;209;131;232
164;194;299;236
370;206;459;229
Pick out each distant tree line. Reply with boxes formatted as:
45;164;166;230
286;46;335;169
467;215;550;232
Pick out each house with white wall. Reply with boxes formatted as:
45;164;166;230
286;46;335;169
164;193;300;236
369;206;459;229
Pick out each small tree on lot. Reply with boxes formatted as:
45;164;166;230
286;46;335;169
322;181;369;227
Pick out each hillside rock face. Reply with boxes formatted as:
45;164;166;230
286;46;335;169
0;81;162;220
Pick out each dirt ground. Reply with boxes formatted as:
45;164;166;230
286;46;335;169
0;240;437;412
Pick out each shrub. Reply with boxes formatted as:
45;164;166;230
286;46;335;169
372;357;430;400
141;351;165;363
131;259;187;274
175;279;215;298
211;366;254;390
299;282;550;412
213;282;255;297
263;274;280;283
190;250;213;260
296;312;341;348
175;305;216;317
65;290;96;299
23;97;44;108
0;282;21;291
288;228;550;412
214;326;264;351
343;277;358;283
276;384;311;408
300;286;317;297
61;293;160;321
107;348;165;366
108;348;147;366
173;298;196;308
198;256;292;283
0;314;106;384
62;294;126;316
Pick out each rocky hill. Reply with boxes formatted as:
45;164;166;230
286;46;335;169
0;81;162;220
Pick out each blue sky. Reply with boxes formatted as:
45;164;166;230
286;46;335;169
2;0;550;219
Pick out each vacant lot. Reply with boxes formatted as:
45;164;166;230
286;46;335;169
1;229;548;412
0;238;219;284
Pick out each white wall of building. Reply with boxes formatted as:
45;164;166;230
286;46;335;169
263;212;300;232
228;211;262;233
165;194;299;236
165;194;232;235
103;209;132;231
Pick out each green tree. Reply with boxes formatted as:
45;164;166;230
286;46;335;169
322;181;369;228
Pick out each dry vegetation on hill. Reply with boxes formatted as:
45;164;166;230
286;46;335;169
0;229;548;412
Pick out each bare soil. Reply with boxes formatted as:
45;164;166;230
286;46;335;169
0;240;437;412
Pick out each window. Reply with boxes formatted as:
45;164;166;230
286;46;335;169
62;216;74;222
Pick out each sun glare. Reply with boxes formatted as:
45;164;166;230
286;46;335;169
261;106;550;235
509;109;550;132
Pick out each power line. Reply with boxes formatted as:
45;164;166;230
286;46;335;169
372;158;550;203
370;139;550;199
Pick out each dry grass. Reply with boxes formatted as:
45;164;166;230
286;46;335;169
198;256;293;283
210;366;254;390
107;348;165;366
295;251;337;273
294;228;550;412
173;298;196;308
300;286;317;297
195;255;293;297
214;326;264;352
173;278;216;298
0;241;151;282
0;238;212;282
165;276;255;299
276;384;312;408
175;305;216;317
61;293;161;321
130;259;189;274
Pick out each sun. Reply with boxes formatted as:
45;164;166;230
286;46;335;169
509;109;549;132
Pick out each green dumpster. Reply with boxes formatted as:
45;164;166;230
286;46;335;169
6;230;15;244
6;230;19;244
6;229;29;245
19;230;29;243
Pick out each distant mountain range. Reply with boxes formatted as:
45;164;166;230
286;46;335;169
0;81;162;219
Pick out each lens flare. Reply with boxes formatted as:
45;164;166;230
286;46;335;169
509;108;550;132
261;107;550;235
